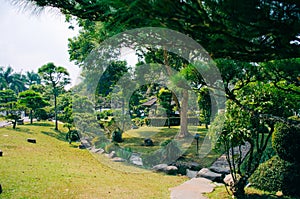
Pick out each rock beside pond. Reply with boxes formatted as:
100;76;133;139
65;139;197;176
169;161;202;175
111;157;126;162
209;166;230;175
165;166;178;175
196;168;223;182
108;151;116;159
80;139;91;148
144;138;154;146
153;164;168;172
129;153;143;166
152;164;178;175
90;147;104;154
186;169;198;178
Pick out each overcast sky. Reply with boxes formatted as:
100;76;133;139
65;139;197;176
0;1;80;85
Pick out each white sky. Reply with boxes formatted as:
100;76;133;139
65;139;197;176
0;1;80;86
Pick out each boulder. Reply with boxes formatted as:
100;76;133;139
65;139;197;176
90;147;104;154
196;168;222;182
108;151;116;159
111;157;126;162
78;144;86;149
152;164;168;172
80;139;91;148
209;166;230;175
129;153;143;166
186;169;198;178
165;166;178;175
144;138;154;146
27;138;36;143
223;174;234;186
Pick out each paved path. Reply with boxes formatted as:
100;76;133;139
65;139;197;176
170;177;215;199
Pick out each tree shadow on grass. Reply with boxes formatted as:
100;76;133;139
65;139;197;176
8;127;33;134
25;122;54;127
41;130;66;142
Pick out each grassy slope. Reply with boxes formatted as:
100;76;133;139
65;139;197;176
0;123;186;199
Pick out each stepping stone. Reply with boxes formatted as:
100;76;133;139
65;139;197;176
27;138;36;143
170;178;215;199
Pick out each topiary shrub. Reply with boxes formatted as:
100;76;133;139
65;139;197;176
249;156;290;193
111;128;123;143
272;123;300;163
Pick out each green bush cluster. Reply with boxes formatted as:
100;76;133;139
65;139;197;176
252;122;300;197
131;118;145;127
111;128;123;143
105;143;120;153
249;156;290;192
272;123;300;163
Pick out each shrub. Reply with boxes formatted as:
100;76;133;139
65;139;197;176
66;130;80;144
250;156;300;197
34;108;49;120
111;128;123;143
249;156;289;193
93;136;109;149
105;143;119;153
116;147;132;160
272;123;300;163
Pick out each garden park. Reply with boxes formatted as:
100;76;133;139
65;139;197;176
1;0;300;198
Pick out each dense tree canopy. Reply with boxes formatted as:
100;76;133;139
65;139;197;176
12;0;300;61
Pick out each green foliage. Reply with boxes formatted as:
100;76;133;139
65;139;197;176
66;129;80;144
116;147;132;161
111;128;123;143
104;143;119;153
38;63;70;130
157;88;173;117
96;61;128;97
249;156;290;193
272;123;300;163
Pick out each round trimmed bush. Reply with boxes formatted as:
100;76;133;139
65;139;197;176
249;156;290;193
272;123;300;163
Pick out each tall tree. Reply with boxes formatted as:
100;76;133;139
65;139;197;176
25;71;41;87
38;63;70;130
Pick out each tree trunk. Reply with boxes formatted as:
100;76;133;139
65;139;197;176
231;177;247;199
54;94;58;131
178;89;189;138
30;109;33;124
12;119;16;129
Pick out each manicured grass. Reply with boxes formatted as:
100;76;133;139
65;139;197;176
0;122;186;198
120;126;221;167
205;185;294;199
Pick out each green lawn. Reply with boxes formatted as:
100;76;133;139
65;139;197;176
0;122;186;198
